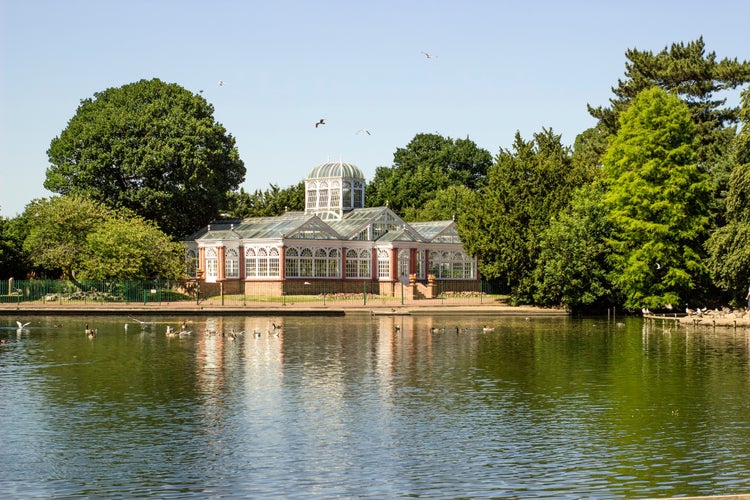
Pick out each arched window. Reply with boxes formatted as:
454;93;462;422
346;249;371;278
318;181;329;209
300;248;313;277
377;249;390;279
398;249;410;280
327;248;340;277
245;247;281;278
428;249;475;279
205;248;218;279
225;248;239;278
285;248;299;277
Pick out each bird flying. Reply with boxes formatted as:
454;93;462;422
315;119;325;128
421;51;437;59
217;80;225;86
16;321;30;330
356;129;371;135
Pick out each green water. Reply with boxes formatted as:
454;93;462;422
1;314;748;498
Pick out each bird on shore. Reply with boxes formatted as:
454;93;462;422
315;119;325;128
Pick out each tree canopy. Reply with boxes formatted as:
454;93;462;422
460;128;590;292
366;133;492;219
602;87;711;309
224;182;305;218
22;195;185;282
45;78;246;239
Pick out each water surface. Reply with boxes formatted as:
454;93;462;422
1;315;748;498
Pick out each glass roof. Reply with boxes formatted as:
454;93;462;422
187;209;458;243
306;160;364;180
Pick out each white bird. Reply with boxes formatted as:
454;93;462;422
421;51;437;59
356;129;371;135
482;325;495;332
304;281;311;285
315;118;325;128
217;80;225;86
16;321;30;330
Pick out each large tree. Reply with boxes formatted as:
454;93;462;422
705;88;750;301
602;87;711;310
22;195;185;282
589;37;750;164
45;78;245;239
366;133;492;219
460;128;589;293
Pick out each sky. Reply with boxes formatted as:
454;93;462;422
1;0;749;218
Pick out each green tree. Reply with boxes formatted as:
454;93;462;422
45;78;245;239
460;128;588;295
83;215;186;280
602;87;711;310
0;214;30;279
411;185;478;222
526;181;616;310
225;182;304;218
706;88;750;300
589;37;750;164
366;133;492;218
22;195;185;282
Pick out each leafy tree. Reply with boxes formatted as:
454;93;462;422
460;128;588;294
524;181;617;311
83;215;186;280
366;133;492;218
23;195;110;281
225;182;304;218
589;37;750;165
45;78;245;239
706;88;750;300
410;185;478;222
22;195;185;282
602;87;711;310
0;214;30;279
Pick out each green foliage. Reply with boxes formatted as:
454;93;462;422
460;128;590;292
589;37;750;164
225;182;304;218
366;133;492;219
0;214;30;279
22;195;185;281
706;89;750;298
45;78;246;239
409;185;478;222
525;181;617;310
603;87;711;309
83;216;187;280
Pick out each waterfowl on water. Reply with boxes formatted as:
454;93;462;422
85;324;97;338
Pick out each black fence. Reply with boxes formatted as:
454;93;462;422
0;279;507;307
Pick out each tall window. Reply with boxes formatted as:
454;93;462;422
346;249;371;278
416;249;425;278
342;181;352;209
353;181;364;208
225;248;239;278
285;248;299;277
300;248;313;277
398;249;410;279
306;188;317;210
330;181;340;208
377;249;390;279
205;248;218;279
186;250;198;278
318;181;329;209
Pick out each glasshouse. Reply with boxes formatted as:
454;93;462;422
184;160;479;299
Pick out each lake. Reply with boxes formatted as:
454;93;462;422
1;314;749;498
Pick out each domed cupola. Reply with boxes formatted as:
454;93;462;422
305;159;366;220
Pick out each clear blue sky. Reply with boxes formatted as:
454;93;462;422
1;0;748;218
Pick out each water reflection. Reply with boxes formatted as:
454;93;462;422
0;315;749;498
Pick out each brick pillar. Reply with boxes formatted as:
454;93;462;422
198;247;206;278
217;245;226;281
238;245;245;280
409;248;417;275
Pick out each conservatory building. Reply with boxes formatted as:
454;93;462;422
184;160;479;298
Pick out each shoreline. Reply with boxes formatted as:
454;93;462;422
0;301;570;318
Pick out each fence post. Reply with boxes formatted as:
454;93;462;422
363;280;367;306
323;281;326;306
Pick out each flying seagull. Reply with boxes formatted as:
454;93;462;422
315;119;325;128
356;129;371;135
421;51;437;59
217;80;225;86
